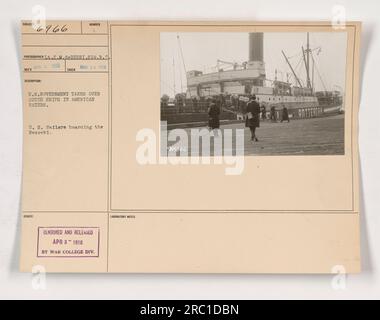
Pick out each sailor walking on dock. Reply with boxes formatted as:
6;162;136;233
208;99;221;130
281;105;290;123
245;94;261;142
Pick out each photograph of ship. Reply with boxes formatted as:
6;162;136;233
160;31;347;156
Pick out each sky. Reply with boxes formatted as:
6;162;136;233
160;31;347;97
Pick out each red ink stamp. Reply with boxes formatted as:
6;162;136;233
37;227;100;258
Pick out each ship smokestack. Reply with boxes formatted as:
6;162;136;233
247;33;265;87
249;33;264;62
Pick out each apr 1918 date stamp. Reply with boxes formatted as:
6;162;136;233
37;227;100;258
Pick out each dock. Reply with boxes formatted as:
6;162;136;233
166;114;344;156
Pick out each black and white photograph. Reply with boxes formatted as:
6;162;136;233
160;31;347;156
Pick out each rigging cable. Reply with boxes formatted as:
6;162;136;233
310;52;327;91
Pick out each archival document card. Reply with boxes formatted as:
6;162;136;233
20;21;361;273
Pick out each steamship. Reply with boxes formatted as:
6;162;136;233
184;33;343;120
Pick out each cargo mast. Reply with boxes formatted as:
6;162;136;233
305;32;312;89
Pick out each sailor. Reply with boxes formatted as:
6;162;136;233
245;94;260;142
208;99;220;130
261;105;266;120
281;105;290;122
270;106;277;122
192;97;198;112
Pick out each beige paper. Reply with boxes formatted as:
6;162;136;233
19;21;361;273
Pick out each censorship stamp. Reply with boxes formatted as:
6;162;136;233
37;227;100;258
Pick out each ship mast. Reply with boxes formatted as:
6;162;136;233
282;50;303;88
177;34;187;93
302;33;312;90
172;57;176;96
311;54;315;90
306;32;312;90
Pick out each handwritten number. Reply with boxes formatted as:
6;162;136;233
37;24;69;34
